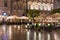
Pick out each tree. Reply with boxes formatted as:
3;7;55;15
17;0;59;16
27;9;40;19
27;9;40;29
51;8;60;14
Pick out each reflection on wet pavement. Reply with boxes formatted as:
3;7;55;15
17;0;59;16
0;25;60;40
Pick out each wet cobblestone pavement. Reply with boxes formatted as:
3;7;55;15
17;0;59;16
0;25;60;40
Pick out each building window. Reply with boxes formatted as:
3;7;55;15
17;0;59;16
13;5;16;10
51;0;54;3
4;0;7;7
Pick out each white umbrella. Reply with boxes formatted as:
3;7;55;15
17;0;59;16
7;15;20;20
20;16;29;19
12;15;20;19
46;16;52;19
0;15;6;18
52;13;60;17
34;16;43;19
0;15;7;21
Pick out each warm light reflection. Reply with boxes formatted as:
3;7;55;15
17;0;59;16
0;25;59;40
39;23;41;26
42;23;45;26
34;31;36;40
14;25;17;28
25;23;29;28
27;30;30;40
25;25;28;28
27;23;29;26
51;4;53;10
18;25;20;30
2;25;6;33
29;19;31;22
47;33;50;40
25;29;28;32
54;33;58;40
9;26;12;39
38;32;41;40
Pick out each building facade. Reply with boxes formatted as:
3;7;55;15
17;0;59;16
0;0;60;16
27;0;60;13
0;0;11;15
0;0;26;16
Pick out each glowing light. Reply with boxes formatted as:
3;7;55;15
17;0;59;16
29;19;31;22
9;26;12;35
27;30;30;40
46;3;51;11
25;29;28;31
38;32;42;40
51;4;53;10
47;33;50;40
34;31;36;40
48;24;50;26
18;25;20;30
2;12;7;16
25;25;28;28
39;23;41;26
14;25;16;28
9;26;12;39
42;23;45;26
27;23;29;26
34;23;36;26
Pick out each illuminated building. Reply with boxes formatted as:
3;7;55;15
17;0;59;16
0;0;26;16
27;0;60;14
0;0;60;16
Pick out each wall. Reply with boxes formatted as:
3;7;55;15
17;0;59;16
0;0;10;15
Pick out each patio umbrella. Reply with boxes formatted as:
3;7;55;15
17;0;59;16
20;16;29;19
52;13;60;17
7;15;20;20
0;15;6;18
0;15;6;21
